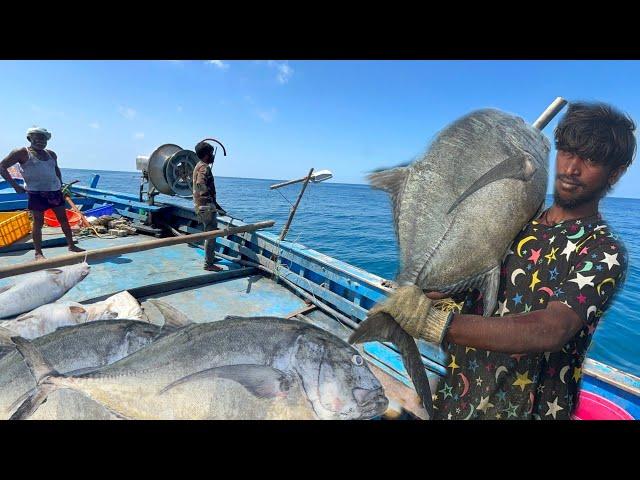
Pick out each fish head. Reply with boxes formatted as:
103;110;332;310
61;262;91;286
292;330;388;420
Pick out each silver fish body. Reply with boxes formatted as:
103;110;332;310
0;302;89;339
0;263;91;319
14;317;388;420
0;319;164;419
370;109;549;314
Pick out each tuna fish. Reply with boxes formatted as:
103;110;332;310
12;316;389;420
0;262;91;319
0;291;147;341
350;108;550;418
0;302;89;339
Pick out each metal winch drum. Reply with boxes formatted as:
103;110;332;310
136;144;199;198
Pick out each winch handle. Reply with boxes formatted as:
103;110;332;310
200;138;227;157
532;97;568;130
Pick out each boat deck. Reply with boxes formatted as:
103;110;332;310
0;230;431;418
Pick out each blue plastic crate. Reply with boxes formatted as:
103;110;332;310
84;204;115;217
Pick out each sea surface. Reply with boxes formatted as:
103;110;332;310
62;168;640;378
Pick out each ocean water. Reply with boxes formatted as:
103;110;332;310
62;168;640;378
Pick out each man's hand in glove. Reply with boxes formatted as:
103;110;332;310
368;285;453;344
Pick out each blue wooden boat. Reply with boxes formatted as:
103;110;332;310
1;173;638;420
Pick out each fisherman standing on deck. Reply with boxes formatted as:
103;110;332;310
0;127;85;261
193;141;227;272
369;103;634;419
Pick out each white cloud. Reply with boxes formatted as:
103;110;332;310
89;122;100;129
257;108;277;123
267;61;294;84
118;106;137;120
133;132;144;139
207;60;229;70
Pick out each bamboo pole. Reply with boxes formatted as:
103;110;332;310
0;220;274;279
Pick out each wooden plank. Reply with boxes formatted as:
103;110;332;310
284;304;318;319
80;266;258;303
584;358;640;396
0;220;275;278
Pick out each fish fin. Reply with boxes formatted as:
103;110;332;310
368;166;409;232
0;285;13;295
160;364;294;399
349;312;434;419
8;336;63;420
45;269;64;275
15;313;36;322
447;154;538;214
0;326;16;347
148;299;193;330
68;306;87;315
10;336;59;383
532;200;545;222
479;265;501;317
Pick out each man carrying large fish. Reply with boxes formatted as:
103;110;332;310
351;101;633;420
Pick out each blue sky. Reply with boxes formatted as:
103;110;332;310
1;60;639;198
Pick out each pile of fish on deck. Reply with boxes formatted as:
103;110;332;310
0;263;389;420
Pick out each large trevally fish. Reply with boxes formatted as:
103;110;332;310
350;109;550;418
12;316;389;420
371;109;549;313
0;318;184;420
0;262;91;319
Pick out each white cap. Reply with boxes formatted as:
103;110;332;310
26;126;51;140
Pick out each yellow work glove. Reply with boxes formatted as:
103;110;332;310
369;285;453;344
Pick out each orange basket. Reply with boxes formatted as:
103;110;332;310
0;211;32;247
44;209;82;228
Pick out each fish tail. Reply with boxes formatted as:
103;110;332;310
0;326;16;347
10;383;59;420
349;312;434;419
8;336;65;420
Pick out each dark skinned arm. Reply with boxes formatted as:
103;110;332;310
443;301;584;354
0;148;27;193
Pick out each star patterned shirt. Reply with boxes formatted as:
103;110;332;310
432;213;627;420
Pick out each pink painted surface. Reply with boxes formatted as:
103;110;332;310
572;391;634;420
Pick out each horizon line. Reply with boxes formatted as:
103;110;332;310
59;167;640;201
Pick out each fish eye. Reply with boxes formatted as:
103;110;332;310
352;354;364;366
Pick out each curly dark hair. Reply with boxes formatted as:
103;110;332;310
195;141;214;160
554;102;636;170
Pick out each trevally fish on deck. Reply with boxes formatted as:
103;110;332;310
0;317;185;420
350;109;550;418
0;262;91;319
12;316;388;420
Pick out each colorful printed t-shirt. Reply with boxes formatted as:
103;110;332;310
433;213;627;420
